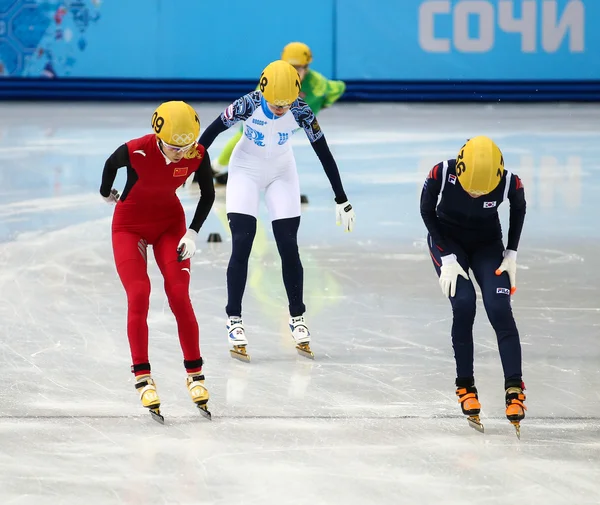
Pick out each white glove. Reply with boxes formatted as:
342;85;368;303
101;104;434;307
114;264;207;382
102;188;120;204
177;229;198;262
495;249;517;295
439;254;469;298
335;201;355;232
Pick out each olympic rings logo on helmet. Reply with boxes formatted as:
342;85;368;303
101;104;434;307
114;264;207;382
270;99;293;107
172;132;195;144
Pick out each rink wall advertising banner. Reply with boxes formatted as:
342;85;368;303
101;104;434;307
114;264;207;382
0;0;598;100
337;0;599;80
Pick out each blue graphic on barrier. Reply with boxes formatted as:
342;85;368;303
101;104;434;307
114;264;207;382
0;0;101;77
0;1;20;13
0;0;597;88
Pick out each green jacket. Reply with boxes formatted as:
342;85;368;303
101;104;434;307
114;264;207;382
301;70;346;115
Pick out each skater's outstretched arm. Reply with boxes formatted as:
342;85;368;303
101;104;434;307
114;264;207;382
323;79;346;108
199;91;261;150
302;70;345;113
188;150;216;233
99;144;129;198
310;136;347;204
291;98;347;204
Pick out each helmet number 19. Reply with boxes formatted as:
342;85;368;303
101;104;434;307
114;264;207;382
151;112;165;134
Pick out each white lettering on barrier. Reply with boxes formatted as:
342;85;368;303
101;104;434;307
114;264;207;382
542;0;585;52
498;0;537;52
418;0;585;54
453;1;495;52
419;1;451;52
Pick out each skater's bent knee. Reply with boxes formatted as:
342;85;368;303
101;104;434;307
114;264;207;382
485;299;513;324
272;217;300;238
451;292;476;315
165;285;191;306
228;213;257;232
127;281;150;309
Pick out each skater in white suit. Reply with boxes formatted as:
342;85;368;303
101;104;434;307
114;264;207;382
198;60;355;361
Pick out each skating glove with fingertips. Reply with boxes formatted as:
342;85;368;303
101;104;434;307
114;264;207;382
335;201;355;232
439;254;469;298
177;229;198;262
495;249;517;295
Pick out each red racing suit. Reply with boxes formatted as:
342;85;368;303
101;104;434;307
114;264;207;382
100;134;215;376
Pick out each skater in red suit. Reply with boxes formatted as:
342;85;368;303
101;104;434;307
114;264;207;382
100;101;215;421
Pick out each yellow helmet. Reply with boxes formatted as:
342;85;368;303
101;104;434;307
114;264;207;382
456;136;504;196
281;42;313;67
151;101;200;147
259;60;301;106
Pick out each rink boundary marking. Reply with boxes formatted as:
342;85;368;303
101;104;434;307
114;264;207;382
1;415;599;421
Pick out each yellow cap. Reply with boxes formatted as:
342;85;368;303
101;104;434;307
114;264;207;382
281;42;313;66
456;136;504;196
151;101;200;146
259;60;301;106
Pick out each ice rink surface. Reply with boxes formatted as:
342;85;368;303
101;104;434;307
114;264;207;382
0;102;599;504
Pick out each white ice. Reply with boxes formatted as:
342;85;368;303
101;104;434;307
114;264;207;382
0;102;599;505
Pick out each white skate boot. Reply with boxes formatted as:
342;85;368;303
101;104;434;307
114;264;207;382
227;316;250;362
289;315;314;359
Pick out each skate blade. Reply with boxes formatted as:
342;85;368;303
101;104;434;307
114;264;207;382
296;343;314;360
230;345;251;362
467;415;484;433
511;421;521;439
149;408;164;424
196;404;212;421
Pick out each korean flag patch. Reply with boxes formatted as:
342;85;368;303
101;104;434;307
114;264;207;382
483;201;497;209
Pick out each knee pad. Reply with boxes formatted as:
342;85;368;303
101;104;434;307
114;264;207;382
486;297;514;324
228;213;257;259
127;280;151;313
451;289;477;318
272;217;300;239
164;283;191;306
272;217;301;256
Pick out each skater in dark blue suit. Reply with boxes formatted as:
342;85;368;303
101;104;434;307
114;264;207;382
420;136;527;436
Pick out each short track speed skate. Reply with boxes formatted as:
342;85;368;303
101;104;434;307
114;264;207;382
289;315;314;359
505;384;527;439
227;317;250;362
135;374;164;424
187;374;212;420
456;384;484;433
